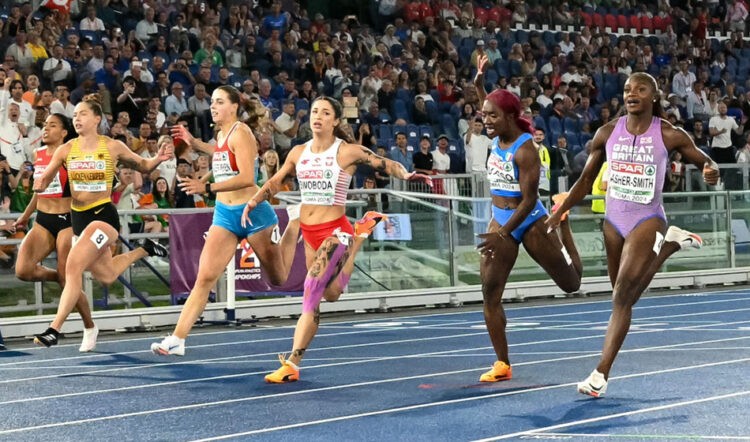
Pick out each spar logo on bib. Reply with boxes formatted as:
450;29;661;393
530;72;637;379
324;170;333;179
644;164;656;176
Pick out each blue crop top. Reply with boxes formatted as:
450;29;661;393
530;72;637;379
486;132;533;197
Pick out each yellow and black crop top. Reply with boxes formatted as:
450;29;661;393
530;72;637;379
66;136;115;211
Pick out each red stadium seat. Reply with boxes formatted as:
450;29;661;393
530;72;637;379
604;14;617;30
630;15;641;32
418;2;433;21
653;16;664;31
487;7;501;25
497;6;512;24
641;15;653;32
474;7;487;26
592;13;604;28
617;14;628;30
581;12;593;27
404;2;421;23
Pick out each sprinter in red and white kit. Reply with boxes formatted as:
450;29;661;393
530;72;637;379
243;96;432;383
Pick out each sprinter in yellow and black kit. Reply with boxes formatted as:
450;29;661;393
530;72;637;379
31;94;174;348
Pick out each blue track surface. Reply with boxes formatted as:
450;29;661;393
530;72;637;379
1;289;749;441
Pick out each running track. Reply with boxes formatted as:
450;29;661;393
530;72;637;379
1;289;749;441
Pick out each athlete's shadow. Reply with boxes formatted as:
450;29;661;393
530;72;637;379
508;395;683;429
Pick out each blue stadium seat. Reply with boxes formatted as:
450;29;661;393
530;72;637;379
484;68;499;87
509;59;522;77
515;30;529;44
392;124;407;138
495;59;509;78
378;124;392;141
406;124;419;140
578;132;593;147
419;125;434;139
396;88;413;103
440;113;458;140
459;46;473;65
533;116;547;133
295;98;309;112
548;116;562;134
565;132;580;147
425;100;439;124
563;117;580;134
392;99;410;121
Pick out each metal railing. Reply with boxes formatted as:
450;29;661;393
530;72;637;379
3;186;750;338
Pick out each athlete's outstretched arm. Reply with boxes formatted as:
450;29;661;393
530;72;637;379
348;144;433;186
171;124;216;154
474;54;489;104
112;138;173;173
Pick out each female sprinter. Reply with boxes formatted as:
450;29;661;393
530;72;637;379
13;114;98;352
242;96;432;383
546;72;719;397
31;95;172;347
150;85;300;356
474;56;583;383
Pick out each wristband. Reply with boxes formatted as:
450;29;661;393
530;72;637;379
205;182;211;194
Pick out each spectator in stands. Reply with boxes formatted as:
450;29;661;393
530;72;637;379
432;134;452;176
377;79;395;117
151;176;173;229
590;104;614;133
194;34;224;68
135;7;159;46
262;1;289;37
465;119;491;173
188;83;211;141
413;135;434;175
672;60;696;103
457;103;476;139
80;5;105;32
5;31;33;75
709;102;743;187
726;0;749;32
164;81;189;123
273;100;305;155
690;120;710;153
172;157;195;208
390;131;414;172
686;80;710;122
257;149;280;188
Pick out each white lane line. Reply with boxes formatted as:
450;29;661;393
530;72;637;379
3;290;748;361
3;353;750;438
4;299;749;376
1;332;748;421
474;390;750;441
186;358;750;442
532;433;750;440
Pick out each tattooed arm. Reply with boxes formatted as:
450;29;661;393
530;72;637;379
347;144;433;186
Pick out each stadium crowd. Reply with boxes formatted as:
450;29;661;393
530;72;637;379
0;0;749;253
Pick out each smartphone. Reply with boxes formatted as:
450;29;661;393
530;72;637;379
26;165;33;172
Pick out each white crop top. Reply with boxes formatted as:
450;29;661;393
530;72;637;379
296;138;352;206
